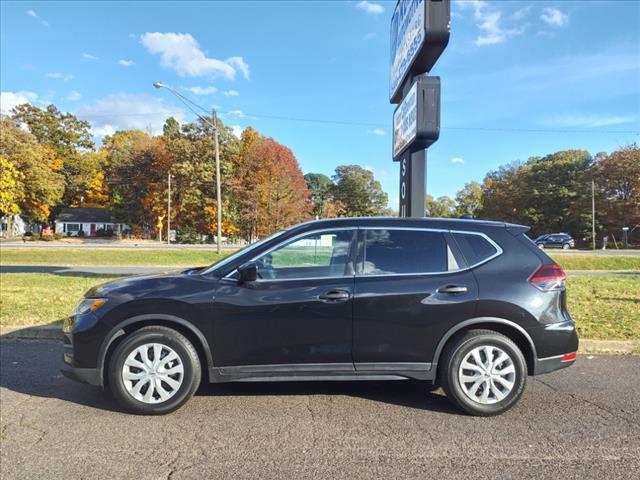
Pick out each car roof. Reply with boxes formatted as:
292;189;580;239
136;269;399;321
291;216;527;232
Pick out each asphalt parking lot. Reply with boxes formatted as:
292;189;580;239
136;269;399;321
1;340;639;479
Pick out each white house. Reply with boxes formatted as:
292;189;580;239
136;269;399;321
54;208;125;237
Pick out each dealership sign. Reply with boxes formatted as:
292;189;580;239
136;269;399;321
389;0;450;103
393;76;441;160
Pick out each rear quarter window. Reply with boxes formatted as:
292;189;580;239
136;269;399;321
453;233;498;266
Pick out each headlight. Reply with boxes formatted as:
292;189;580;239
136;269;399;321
72;298;107;316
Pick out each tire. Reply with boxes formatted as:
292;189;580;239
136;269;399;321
562;244;570;250
108;326;202;415
537;243;544;249
439;329;527;416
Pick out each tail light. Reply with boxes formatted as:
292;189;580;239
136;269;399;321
529;263;566;291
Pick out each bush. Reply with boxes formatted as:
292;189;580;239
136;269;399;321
95;227;114;237
29;233;63;241
77;230;85;237
176;227;201;244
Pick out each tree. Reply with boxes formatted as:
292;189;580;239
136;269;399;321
0;156;24;216
0;118;65;221
304;173;333;218
593;144;640;243
425;194;456;217
11;104;94;208
331;165;388;217
455;181;483;218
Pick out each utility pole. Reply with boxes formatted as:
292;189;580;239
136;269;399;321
213;109;222;254
167;173;172;245
591;179;596;250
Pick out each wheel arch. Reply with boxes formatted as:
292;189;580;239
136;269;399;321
98;314;213;387
432;317;537;376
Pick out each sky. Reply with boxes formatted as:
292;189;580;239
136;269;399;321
1;0;639;209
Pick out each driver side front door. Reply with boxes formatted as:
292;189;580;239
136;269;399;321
211;228;357;371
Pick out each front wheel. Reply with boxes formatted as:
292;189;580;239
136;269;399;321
439;329;527;416
562;244;570;250
108;326;202;415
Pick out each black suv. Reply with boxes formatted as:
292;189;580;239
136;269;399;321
62;217;578;416
535;233;575;249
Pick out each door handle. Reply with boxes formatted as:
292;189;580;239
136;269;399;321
438;285;468;295
318;290;351;302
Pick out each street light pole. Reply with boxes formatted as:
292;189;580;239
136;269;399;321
153;82;222;253
213;110;222;254
167;173;172;245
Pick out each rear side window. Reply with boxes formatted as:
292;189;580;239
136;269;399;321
453;233;498;266
363;229;453;275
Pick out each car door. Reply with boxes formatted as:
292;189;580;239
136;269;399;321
211;228;357;370
352;228;479;373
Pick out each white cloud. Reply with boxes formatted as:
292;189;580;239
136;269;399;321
0;91;38;114
223;90;239;97
362;32;377;41
118;59;135;67
45;72;74;81
545;114;636;128
67;90;82;101
26;9;49;27
188;86;217;95
510;5;532;21
356;1;384;15
230;125;243;139
540;7;569;27
366;128;386;136
458;0;526;46
82;53;99;60
225;110;245;118
140;32;250;80
450;157;465;164
76;94;185;137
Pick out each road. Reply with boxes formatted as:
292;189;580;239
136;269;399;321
1;340;638;479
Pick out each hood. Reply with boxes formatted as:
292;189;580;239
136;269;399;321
85;267;207;299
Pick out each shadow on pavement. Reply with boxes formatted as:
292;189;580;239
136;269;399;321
0;332;458;415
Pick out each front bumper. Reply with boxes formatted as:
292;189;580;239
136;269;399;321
60;363;102;386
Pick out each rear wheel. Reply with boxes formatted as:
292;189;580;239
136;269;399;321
439;329;527;416
108;326;201;415
562;243;570;250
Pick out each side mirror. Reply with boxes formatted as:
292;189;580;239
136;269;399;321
237;261;257;284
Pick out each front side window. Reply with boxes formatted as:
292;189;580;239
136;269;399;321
255;230;353;280
362;229;453;275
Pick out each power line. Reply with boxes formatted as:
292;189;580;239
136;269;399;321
72;110;640;135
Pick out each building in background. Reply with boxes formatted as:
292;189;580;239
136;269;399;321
54;208;126;237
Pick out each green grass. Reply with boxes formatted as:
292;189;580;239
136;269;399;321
0;273;118;326
566;275;640;340
0;247;232;266
2;247;639;271
550;253;640;271
1;272;638;341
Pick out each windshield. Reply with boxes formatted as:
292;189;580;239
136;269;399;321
202;229;290;275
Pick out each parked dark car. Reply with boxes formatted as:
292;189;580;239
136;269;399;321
535;233;575;249
62;217;578;416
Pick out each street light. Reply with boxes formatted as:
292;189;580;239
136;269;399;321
153;81;223;254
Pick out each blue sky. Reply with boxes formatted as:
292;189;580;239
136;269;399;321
1;1;639;208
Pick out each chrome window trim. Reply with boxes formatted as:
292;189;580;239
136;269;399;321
223;227;358;281
223;226;503;281
358;227;503;278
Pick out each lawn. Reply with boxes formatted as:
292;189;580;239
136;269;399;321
549;253;640;271
2;247;639;271
0;247;232;266
1;272;638;341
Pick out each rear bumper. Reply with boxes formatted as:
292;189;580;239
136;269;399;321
533;353;576;375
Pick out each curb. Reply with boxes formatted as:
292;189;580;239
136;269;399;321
1;325;63;341
1;325;638;355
